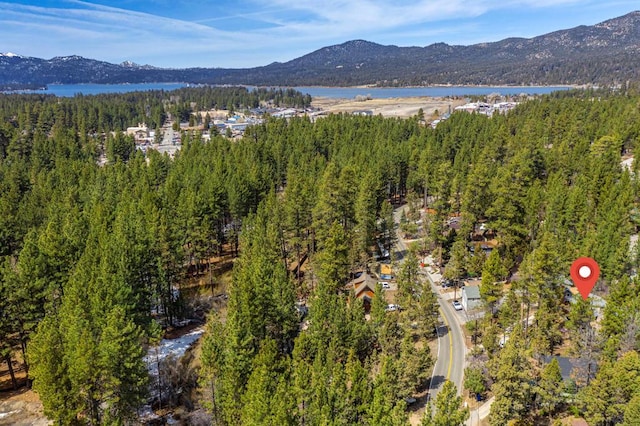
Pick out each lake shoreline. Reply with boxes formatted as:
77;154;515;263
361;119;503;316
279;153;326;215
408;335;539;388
2;82;575;98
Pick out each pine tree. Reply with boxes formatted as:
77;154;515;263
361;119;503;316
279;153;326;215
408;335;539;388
380;200;397;257
443;239;467;283
370;283;388;328
345;350;371;424
199;314;227;424
421;380;469;426
489;325;533;425
535;357;563;419
28;314;76;424
397;333;432;399
241;339;288;425
464;367;486;399
354;171;381;268
314;220;350;289
623;394;640;426
480;249;505;316
396;250;420;308
414;283;439;339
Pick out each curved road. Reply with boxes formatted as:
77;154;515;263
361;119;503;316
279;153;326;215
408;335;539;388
392;206;466;403
425;274;466;401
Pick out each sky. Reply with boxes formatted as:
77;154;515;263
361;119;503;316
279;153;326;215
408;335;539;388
1;0;639;68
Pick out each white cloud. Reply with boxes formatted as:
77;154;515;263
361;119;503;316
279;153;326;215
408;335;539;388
0;0;636;67
0;1;257;64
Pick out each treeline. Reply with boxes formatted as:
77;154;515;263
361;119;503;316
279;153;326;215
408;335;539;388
198;88;640;425
0;86;639;424
169;86;312;111
0;86;310;138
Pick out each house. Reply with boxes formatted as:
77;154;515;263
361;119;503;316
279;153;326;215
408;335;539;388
354;281;376;311
126;122;149;143
345;272;377;312
469;240;497;254
272;108;297;118
541;356;596;387
563;281;606;319
228;123;248;132
461;285;482;311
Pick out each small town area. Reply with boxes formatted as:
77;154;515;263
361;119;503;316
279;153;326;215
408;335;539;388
120;93;524;164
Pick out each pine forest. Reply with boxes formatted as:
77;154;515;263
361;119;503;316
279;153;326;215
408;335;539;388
1;85;640;425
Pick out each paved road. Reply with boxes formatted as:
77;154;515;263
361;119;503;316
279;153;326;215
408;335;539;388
392;205;494;424
424;268;467;402
392;205;466;403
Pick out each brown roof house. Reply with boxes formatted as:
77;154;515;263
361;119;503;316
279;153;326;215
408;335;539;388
345;272;377;313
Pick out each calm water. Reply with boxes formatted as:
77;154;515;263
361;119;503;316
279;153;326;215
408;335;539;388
7;83;571;98
10;82;189;97
291;85;572;99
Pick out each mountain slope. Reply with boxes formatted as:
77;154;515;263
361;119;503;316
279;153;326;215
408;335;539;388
2;11;640;87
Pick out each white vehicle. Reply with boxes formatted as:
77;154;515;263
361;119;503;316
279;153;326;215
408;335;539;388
378;281;391;289
452;300;463;311
385;304;398;312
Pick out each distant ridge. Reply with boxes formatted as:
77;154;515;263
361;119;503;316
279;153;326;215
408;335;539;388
2;11;640;87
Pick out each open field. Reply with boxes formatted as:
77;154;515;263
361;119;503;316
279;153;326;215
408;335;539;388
312;96;467;119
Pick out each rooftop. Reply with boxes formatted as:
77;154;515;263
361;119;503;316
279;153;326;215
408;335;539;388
463;285;481;299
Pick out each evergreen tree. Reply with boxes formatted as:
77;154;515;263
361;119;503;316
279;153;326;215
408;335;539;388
421;380;469;426
489;325;534;425
396;250;420;308
314;220;350;288
480;249;506;316
623;394;640;426
535;357;563;419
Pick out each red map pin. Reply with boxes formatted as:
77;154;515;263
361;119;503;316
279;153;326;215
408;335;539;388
570;257;600;300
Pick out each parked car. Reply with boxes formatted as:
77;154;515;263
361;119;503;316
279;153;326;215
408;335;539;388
441;279;454;288
378;281;391;289
452;300;463;311
386;304;401;312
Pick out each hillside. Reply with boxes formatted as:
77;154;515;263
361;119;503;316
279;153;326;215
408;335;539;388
1;11;640;87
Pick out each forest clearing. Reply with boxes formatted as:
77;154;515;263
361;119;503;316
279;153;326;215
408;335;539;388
311;96;466;118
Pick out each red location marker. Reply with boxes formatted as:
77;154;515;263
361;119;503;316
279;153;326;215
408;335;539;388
570;257;600;300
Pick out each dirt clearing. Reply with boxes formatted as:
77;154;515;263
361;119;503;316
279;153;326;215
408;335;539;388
312;96;466;119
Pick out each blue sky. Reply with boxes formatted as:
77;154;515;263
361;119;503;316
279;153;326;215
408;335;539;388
1;0;638;68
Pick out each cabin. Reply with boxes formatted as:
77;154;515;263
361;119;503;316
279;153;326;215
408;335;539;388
461;285;482;311
345;272;377;313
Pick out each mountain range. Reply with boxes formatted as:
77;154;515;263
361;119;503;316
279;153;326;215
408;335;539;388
2;11;640;88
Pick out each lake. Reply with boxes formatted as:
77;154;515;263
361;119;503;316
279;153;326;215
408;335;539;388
10;82;189;97
289;85;572;99
7;83;572;98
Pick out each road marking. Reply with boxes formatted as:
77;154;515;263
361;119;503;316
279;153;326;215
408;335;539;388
439;307;453;380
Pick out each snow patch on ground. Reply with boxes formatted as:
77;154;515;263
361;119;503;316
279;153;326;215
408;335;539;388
0;410;19;419
139;326;205;421
144;327;204;376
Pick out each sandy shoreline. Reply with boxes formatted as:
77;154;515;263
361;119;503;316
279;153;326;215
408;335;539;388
322;84;577;89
